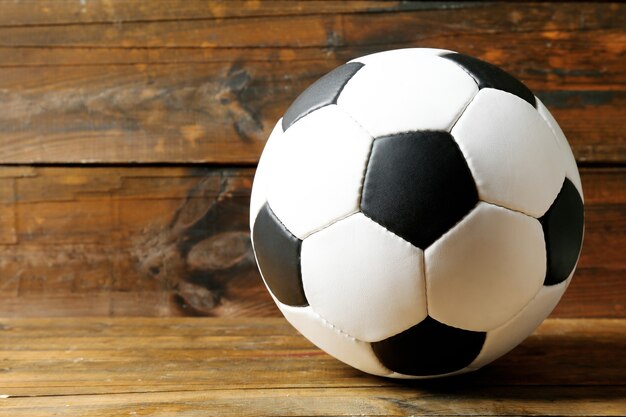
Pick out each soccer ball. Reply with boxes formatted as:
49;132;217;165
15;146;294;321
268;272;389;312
249;48;584;378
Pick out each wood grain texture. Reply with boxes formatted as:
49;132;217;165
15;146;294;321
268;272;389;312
0;1;623;163
0;166;277;317
0;166;622;318
0;1;401;25
0;318;624;416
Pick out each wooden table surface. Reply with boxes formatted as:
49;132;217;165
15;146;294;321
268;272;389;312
0;317;624;416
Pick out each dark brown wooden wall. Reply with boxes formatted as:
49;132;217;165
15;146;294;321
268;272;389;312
0;1;623;318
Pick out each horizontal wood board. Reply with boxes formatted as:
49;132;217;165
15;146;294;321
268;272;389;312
0;1;623;163
0;166;622;318
0;317;624;416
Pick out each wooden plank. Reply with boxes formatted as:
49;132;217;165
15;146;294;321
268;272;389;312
0;318;621;390
0;63;621;164
0;1;405;26
0;166;623;318
0;2;622;164
0;292;188;317
0;318;624;416
0;177;16;244
0;63;276;164
1;3;622;48
0;166;278;317
1;386;624;417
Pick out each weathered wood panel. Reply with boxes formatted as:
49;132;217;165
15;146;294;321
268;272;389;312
4;387;625;417
0;63;622;164
0;166;275;317
0;166;622;318
0;1;404;26
0;2;623;163
2;3;623;48
0;318;624;416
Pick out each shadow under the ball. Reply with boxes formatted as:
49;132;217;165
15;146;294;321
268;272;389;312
390;328;625;390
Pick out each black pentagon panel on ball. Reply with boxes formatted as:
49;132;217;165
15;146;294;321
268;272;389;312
539;178;584;286
360;131;478;249
281;62;364;131
371;316;486;376
252;203;308;307
442;52;536;108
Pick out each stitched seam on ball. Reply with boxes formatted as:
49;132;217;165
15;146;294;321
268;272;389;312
357;138;375;210
265;199;304;244
494;287;544;333
471;264;571;369
445;56;482;92
336;104;375;139
358;211;419;250
307;306;358;342
535;108;572;214
262;201;308;306
332;62;365;105
446;93;481;233
287;107;374;240
478;275;569;359
477;200;549;300
536;100;566;152
301;210;360;240
448;87;479;134
480;199;540;221
308;305;394;375
515;277;570;331
333;104;375;225
438;53;489;134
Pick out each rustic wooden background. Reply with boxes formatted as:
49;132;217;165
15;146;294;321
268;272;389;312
0;1;623;318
